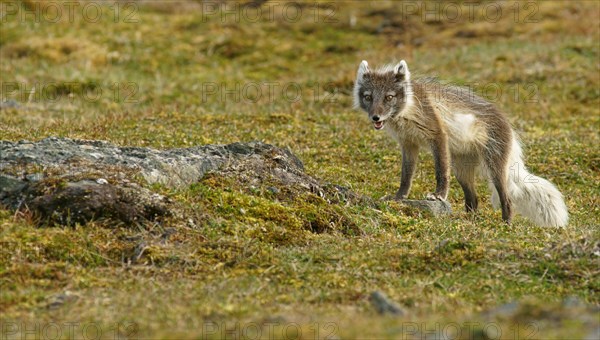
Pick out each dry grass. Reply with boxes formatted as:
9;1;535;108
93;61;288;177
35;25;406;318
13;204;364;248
1;1;599;338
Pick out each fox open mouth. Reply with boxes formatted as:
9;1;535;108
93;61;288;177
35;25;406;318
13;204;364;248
373;121;385;130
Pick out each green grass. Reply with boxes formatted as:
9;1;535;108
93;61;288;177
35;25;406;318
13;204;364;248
1;1;599;338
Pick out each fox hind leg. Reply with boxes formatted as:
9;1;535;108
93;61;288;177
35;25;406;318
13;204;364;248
453;155;479;212
483;150;513;224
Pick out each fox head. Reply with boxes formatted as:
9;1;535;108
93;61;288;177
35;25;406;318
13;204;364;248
353;60;412;130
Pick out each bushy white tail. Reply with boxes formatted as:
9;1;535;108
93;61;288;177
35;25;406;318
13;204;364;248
490;136;569;227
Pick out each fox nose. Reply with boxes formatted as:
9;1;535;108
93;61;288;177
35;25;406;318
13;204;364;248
372;115;380;122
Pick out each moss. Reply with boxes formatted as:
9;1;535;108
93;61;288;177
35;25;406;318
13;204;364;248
0;0;599;337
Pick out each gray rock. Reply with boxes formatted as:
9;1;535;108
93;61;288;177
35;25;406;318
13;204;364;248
0;137;366;227
0;99;20;110
0;137;307;188
401;199;452;216
585;327;600;340
25;173;44;182
46;291;79;310
0;174;26;194
129;241;148;264
563;296;584;308
482;301;520;319
434;238;450;251
369;291;406;316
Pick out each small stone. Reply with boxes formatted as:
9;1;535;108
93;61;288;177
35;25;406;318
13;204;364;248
160;228;176;242
563;296;584;308
434;239;450;251
0;99;20;110
25;173;44;182
96;178;108;185
369;291;406;316
46;291;79;310
130;241;147;264
401;199;452;216
483;301;520;319
585;327;600;340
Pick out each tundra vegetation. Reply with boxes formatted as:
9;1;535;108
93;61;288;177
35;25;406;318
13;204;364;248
0;1;598;338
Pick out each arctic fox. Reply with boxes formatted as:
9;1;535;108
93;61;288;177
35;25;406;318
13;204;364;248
353;60;568;227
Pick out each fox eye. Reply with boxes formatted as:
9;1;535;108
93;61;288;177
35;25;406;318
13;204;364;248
363;94;372;102
385;95;395;101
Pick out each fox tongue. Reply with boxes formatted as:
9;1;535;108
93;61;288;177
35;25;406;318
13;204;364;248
373;121;384;129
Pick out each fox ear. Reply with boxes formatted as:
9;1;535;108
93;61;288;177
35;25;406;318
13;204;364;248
393;60;410;81
357;60;370;79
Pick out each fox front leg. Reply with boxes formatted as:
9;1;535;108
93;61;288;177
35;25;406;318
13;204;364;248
396;143;419;199
427;136;450;201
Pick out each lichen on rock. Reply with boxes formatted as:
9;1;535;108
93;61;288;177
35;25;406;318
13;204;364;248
0;137;371;227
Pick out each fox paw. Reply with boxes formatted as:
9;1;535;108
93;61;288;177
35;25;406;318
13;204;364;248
426;193;446;201
395;193;408;200
380;194;395;201
381;194;405;201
